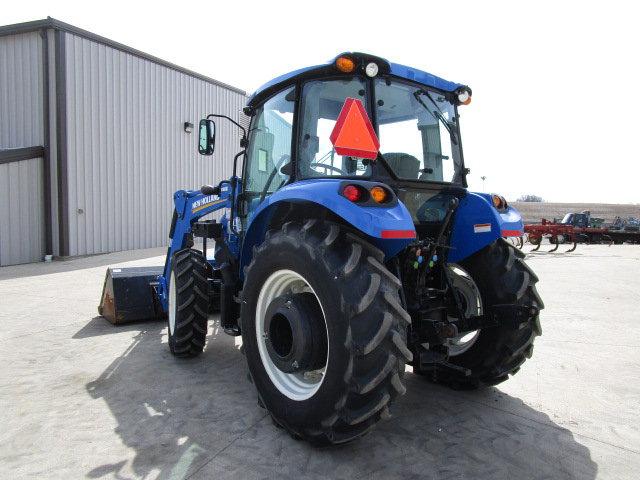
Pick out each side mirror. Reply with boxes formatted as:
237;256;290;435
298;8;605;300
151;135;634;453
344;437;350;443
198;119;216;155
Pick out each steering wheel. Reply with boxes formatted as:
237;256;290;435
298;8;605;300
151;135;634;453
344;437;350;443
309;162;349;176
259;154;290;203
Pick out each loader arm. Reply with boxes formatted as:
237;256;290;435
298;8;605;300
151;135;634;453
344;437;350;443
156;178;240;312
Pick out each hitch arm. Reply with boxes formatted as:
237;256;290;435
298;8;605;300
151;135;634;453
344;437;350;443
449;304;539;333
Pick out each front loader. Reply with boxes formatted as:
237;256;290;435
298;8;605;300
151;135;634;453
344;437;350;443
99;52;543;445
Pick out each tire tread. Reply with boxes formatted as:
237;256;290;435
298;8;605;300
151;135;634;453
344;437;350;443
168;249;209;358
433;239;543;388
241;221;411;445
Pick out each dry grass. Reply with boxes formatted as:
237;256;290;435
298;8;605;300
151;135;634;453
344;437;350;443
511;202;640;224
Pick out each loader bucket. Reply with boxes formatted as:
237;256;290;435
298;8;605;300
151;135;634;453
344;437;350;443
98;266;165;324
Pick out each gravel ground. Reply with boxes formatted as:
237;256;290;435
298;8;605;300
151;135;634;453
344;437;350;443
0;244;638;479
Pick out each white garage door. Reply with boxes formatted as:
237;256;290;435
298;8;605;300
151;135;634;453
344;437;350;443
0;157;46;266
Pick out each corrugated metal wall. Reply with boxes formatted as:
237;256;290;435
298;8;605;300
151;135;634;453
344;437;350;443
0;158;46;265
0;31;44;148
0;31;46;265
46;28;60;257
62;32;247;256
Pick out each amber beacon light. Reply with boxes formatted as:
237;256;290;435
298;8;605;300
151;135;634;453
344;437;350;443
335;56;356;73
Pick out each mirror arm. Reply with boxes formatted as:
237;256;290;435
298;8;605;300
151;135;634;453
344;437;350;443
229;149;246;236
206;114;248;146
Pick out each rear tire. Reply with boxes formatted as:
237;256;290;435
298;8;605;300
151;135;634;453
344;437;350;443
435;239;544;388
167;249;209;357
241;220;412;445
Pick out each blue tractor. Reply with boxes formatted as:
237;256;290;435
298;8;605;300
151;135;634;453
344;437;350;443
99;53;543;445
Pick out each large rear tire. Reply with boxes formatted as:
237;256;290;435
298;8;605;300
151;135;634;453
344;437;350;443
435;239;543;388
167;249;209;357
241;220;412;445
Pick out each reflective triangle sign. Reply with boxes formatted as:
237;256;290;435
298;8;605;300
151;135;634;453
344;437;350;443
329;98;380;160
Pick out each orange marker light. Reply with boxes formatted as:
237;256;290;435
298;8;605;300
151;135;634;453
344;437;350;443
370;186;388;203
336;56;355;73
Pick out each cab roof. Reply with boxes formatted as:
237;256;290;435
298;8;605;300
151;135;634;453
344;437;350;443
247;52;466;107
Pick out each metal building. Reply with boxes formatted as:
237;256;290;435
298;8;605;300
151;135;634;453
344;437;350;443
0;18;247;266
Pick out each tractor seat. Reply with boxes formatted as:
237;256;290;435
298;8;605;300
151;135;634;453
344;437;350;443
383;152;420;179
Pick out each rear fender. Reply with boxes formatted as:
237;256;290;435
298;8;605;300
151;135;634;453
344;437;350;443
240;179;415;276
448;192;523;263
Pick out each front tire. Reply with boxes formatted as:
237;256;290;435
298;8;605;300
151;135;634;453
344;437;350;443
241;221;412;445
167;249;209;357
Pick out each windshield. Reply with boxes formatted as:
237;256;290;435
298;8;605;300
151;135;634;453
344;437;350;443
375;78;463;183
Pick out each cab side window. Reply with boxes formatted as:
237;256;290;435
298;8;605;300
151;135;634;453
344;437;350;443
244;87;295;217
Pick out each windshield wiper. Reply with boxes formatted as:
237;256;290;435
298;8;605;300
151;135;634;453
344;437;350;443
413;90;458;146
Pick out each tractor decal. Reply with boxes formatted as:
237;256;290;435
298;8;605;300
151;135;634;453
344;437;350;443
191;196;225;213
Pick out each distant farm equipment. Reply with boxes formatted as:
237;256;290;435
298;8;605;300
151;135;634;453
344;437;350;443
519;211;640;252
627;219;640;232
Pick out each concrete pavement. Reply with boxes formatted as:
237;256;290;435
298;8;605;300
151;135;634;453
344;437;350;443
0;245;638;479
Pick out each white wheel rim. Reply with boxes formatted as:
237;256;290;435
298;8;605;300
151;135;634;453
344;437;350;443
255;269;328;401
168;271;176;335
447;264;483;356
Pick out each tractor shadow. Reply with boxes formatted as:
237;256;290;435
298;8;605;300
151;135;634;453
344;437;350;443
81;317;597;480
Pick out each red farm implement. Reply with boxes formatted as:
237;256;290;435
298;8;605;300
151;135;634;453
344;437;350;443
521;214;640;252
523;219;608;252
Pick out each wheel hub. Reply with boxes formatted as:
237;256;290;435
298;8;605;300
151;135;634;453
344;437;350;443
263;292;327;374
446;264;483;356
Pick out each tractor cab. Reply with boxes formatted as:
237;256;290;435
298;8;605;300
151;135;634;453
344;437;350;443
560;211;597;228
560;212;588;227
228;53;472;233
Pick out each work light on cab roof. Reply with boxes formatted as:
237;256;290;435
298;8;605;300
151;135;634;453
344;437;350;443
334;53;471;105
335;54;384;79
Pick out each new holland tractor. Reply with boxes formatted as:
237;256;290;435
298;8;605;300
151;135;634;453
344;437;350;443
99;53;543;445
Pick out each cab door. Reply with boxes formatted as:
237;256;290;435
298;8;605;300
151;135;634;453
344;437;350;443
241;86;296;227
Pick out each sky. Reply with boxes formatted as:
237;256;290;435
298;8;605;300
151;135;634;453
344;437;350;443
3;0;639;203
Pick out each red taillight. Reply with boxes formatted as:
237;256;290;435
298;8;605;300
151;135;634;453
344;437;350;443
342;185;362;202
